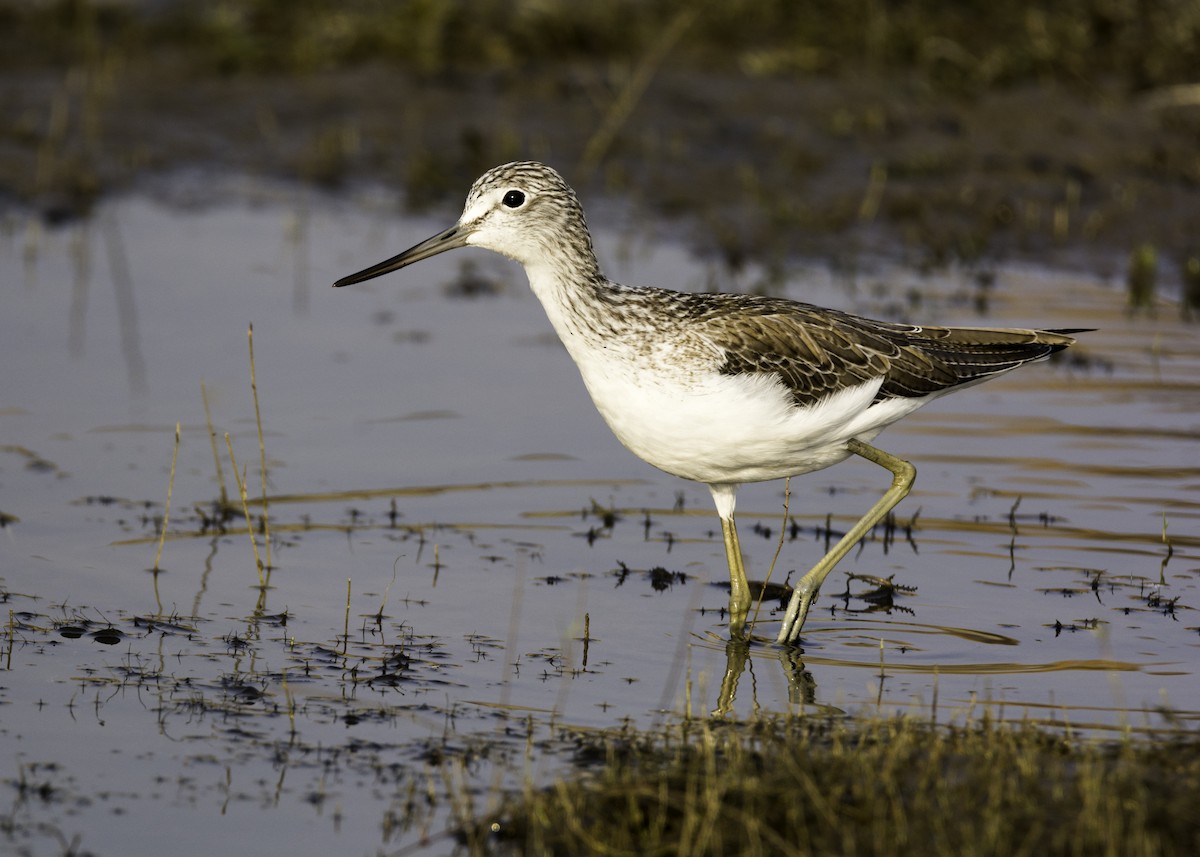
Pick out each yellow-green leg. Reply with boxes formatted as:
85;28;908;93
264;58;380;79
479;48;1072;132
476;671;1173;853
721;514;751;639
776;439;916;645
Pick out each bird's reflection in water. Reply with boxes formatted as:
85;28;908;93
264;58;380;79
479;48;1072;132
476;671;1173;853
712;639;819;717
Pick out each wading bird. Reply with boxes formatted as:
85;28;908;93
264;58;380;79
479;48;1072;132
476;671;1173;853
335;161;1084;644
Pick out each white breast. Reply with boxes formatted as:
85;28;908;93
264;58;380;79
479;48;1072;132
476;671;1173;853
526;268;928;485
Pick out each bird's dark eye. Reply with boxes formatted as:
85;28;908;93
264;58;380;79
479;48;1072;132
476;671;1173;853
502;190;525;208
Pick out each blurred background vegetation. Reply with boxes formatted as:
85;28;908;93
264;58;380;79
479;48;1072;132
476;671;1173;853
4;0;1198;85
2;0;1198;281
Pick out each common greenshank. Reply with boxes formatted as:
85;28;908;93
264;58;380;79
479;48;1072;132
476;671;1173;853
334;161;1084;644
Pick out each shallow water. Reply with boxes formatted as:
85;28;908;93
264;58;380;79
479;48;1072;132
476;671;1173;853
2;180;1197;855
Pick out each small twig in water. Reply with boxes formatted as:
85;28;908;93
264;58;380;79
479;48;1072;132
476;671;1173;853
750;476;791;633
342;578;352;656
150;423;181;616
248;323;273;571
200;380;229;509
225;433;265;586
153;422;181;574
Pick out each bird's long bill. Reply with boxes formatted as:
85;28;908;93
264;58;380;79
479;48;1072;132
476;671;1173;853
333;223;468;287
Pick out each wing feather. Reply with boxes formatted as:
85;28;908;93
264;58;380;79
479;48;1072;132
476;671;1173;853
691;295;1081;408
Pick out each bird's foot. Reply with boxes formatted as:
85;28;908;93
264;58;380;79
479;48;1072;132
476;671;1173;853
776;580;819;645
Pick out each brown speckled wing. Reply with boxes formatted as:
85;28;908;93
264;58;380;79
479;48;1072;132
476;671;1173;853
704;296;1082;408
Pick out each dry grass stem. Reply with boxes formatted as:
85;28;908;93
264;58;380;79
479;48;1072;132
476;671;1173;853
225;432;264;585
248;323;273;570
200;380;229;508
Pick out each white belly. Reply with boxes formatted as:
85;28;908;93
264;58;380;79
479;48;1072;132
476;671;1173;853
575;357;922;485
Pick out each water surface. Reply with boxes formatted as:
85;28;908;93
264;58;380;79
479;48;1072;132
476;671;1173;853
2;181;1197;855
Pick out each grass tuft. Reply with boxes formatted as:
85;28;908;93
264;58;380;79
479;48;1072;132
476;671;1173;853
477;714;1200;856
